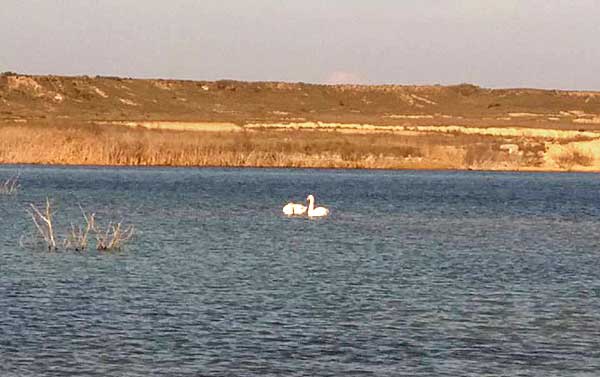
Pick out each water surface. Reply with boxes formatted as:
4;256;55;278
1;165;600;376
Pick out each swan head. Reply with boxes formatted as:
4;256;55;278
306;194;314;202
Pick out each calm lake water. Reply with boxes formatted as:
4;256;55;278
1;165;600;376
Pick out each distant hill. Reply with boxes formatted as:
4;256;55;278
3;73;600;171
1;73;600;129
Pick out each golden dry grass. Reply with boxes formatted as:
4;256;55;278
0;120;510;169
4;120;599;171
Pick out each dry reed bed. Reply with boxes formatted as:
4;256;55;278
0;120;588;170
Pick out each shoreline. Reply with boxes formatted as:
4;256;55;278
2;160;599;174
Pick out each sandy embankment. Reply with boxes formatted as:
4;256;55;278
245;121;600;140
113;119;600;139
101;121;242;132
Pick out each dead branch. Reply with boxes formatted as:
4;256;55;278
0;174;20;195
26;198;57;251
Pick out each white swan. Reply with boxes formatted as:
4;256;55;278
282;202;307;216
307;194;329;217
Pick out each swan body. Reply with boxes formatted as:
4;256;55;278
307;194;329;217
282;202;307;216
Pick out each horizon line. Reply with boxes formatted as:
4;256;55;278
2;71;599;94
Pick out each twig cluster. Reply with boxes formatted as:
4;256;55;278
95;221;135;251
63;207;95;251
25;199;135;252
0;174;20;195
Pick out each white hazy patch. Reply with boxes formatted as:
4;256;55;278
458;0;519;17
325;71;365;85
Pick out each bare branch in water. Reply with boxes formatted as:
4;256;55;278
63;206;96;251
94;220;135;251
24;199;136;252
0;174;20;195
26;198;57;251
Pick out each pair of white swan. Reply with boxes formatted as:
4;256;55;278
283;194;330;217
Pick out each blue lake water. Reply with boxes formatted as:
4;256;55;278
1;165;600;376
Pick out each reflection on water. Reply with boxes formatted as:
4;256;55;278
1;166;600;376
